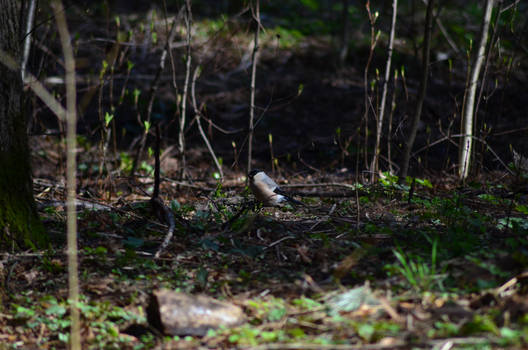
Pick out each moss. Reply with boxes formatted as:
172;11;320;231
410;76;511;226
0;119;47;249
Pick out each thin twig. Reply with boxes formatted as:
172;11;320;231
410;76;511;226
162;177;215;191
0;50;67;119
399;0;435;182
153;197;176;259
190;66;224;179
491;126;528;136
362;2;380;170
371;0;398;181
21;0;37;82
265;236;295;250
411;133;513;175
474;0;503;127
281;183;362;190
247;0;261;173
178;0;193;178
420;0;460;55
131;17;177;175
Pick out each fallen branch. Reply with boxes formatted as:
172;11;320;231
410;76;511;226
280;183;362;190
153;198;176;259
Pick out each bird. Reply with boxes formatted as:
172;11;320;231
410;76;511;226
248;169;304;207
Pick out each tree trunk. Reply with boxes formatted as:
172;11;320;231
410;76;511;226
0;0;46;248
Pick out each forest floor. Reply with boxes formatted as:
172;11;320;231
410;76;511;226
2;3;528;349
2;154;527;349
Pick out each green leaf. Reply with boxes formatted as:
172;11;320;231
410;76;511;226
300;0;319;11
133;88;141;104
297;83;304;96
461;315;499;336
515;205;528;214
15;306;35;318
260;331;278;342
46;304;66;317
58;332;69;343
288;327;306;338
104;112;114;127
268;306;286;322
99;60;108;79
358;323;375;342
228;334;240;343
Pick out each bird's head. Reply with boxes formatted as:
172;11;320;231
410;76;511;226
248;169;262;179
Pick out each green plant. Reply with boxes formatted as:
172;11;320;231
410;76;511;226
292;296;322;310
386;238;446;292
119;152;133;172
247;297;287;323
83;246;108;258
11;296;145;348
227;324;287;346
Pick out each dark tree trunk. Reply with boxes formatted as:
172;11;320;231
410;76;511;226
0;0;46;248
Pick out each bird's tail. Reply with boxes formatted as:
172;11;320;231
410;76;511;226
275;188;306;206
283;194;306;206
280;191;306;206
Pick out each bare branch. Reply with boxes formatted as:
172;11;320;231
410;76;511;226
190;66;224;179
0;50;66;120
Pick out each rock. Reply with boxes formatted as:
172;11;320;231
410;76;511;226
147;289;245;336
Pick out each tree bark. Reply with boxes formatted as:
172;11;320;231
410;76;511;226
0;0;46;248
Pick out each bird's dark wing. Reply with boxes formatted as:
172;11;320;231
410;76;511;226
274;187;305;206
260;175;280;190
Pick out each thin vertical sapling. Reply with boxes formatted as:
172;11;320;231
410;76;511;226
178;0;193;179
50;1;81;348
131;16;177;176
190;66;224;180
399;0;435;183
371;0;398;182
247;0;261;174
459;0;496;180
362;1;380;171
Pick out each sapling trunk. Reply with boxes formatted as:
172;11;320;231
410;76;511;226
399;0;435;183
459;0;494;180
51;1;81;348
247;0;260;174
362;2;379;171
371;0;398;182
179;0;192;179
